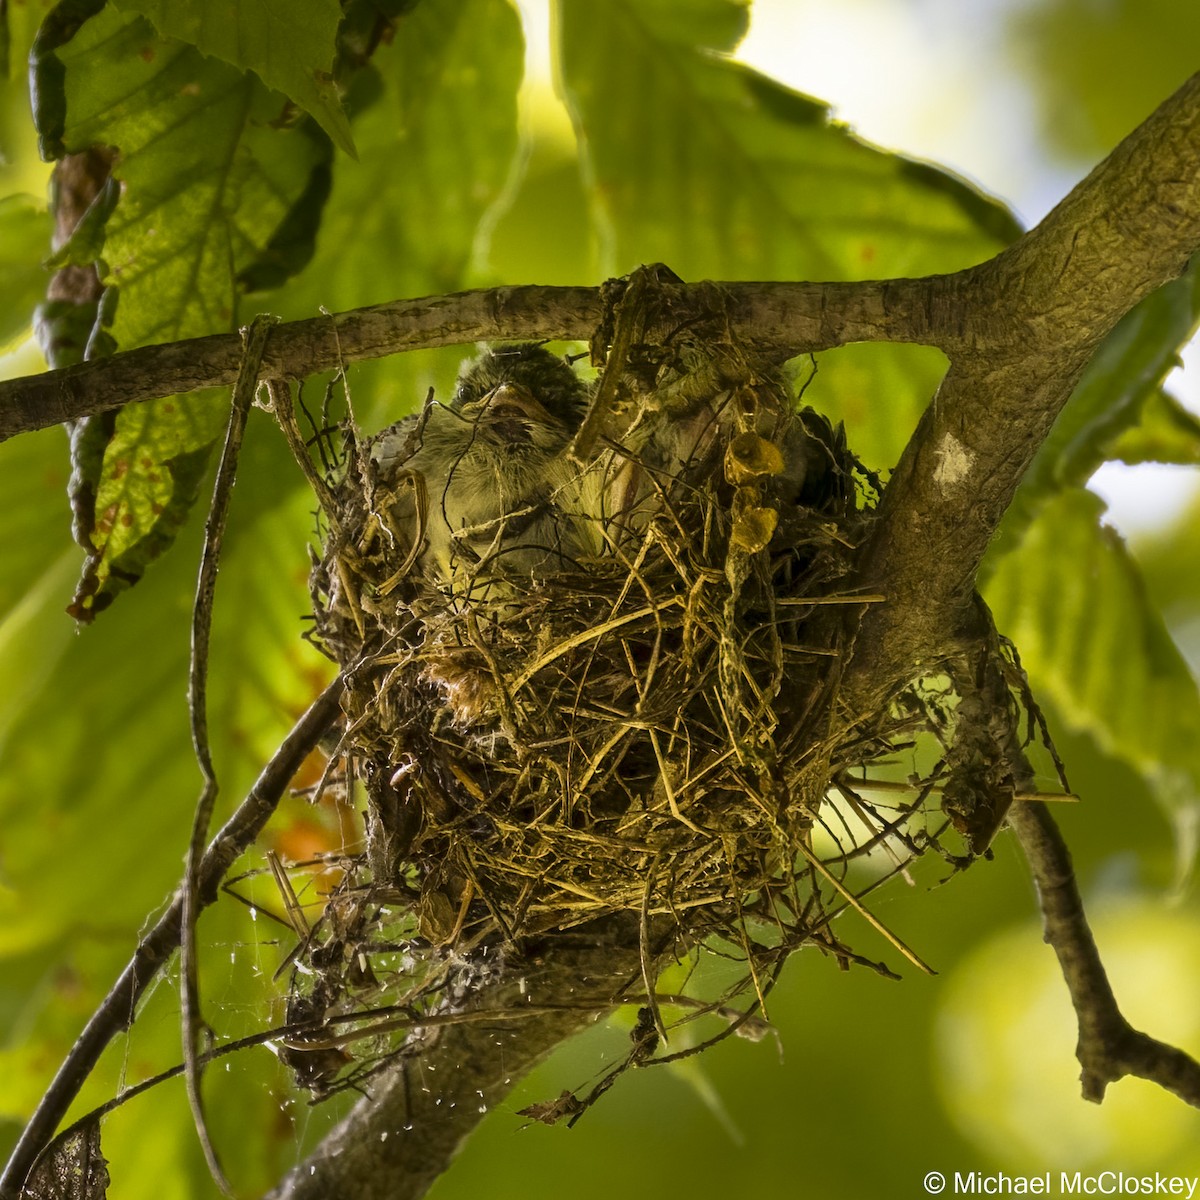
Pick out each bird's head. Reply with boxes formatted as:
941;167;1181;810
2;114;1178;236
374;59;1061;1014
452;343;589;442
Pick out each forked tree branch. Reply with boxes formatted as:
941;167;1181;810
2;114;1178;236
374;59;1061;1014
1009;803;1200;1107
842;69;1200;710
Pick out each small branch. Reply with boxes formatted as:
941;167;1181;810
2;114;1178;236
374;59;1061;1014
0;677;344;1200
0;277;952;443
181;317;276;1196
1009;802;1200;1107
943;611;1200;1108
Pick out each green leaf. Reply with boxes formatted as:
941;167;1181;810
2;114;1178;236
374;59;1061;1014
488;123;596;287
987;263;1200;570
257;0;523;431
1;0;58;192
0;549;78;762
622;0;750;51
0;415;324;952
1037;266;1199;487
268;0;523;318
556;0;1019;282
0;196;52;348
0;422;72;617
985;488;1200;868
1107;389;1200;468
111;0;354;156
204;412;340;774
54;6;328;346
32;2;332;615
1009;0;1200;164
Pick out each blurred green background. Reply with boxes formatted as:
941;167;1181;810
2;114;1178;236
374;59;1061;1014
2;0;1200;1196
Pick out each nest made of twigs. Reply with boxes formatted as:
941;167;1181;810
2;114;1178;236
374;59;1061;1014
312;338;879;921
281;331;979;1096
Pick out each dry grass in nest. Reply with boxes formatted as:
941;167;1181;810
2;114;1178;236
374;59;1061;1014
285;337;974;1094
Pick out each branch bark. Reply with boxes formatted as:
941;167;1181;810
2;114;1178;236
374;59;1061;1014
0;277;955;443
945;608;1200;1110
1009;803;1200;1106
843;70;1200;712
265;919;654;1200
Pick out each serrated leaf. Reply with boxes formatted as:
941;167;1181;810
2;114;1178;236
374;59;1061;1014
34;3;332;616
556;0;1020;282
54;6;327;346
0;196;52;347
237;159;333;292
112;0;354;156
256;0;523;430
987;264;1200;570
985;488;1200;867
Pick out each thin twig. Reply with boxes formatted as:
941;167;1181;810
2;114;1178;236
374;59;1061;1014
268;377;341;521
1008;802;1200;1107
0;676;343;1200
955;613;1200;1107
182;314;277;1195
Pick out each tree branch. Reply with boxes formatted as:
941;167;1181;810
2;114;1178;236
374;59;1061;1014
1009;803;1200;1107
844;71;1200;709
0;678;344;1200
945;606;1200;1109
265;919;654;1200
0;277;952;443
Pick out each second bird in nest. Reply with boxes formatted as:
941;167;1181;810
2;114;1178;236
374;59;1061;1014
369;343;596;593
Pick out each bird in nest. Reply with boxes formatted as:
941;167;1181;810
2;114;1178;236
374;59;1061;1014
368;343;598;595
366;341;842;602
358;341;845;728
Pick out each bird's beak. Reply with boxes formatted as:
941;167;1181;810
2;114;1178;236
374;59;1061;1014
482;382;559;427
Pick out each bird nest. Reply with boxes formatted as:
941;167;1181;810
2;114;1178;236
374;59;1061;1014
291;331;975;1092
